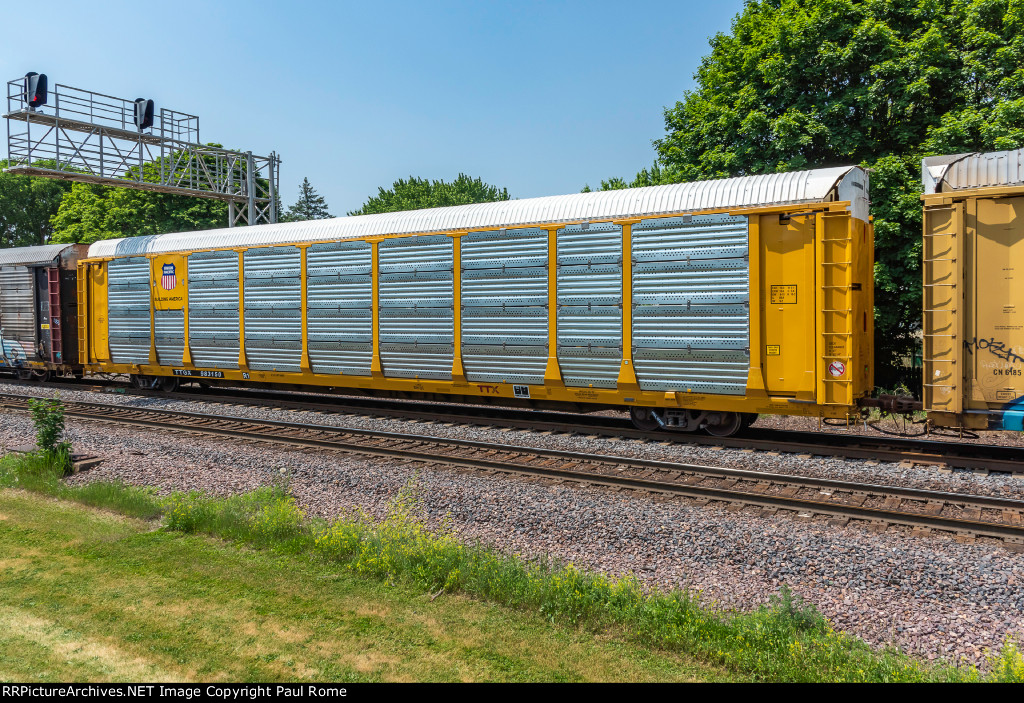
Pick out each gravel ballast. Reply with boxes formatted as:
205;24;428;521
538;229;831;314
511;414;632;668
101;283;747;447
4;382;1023;501
2;393;1022;669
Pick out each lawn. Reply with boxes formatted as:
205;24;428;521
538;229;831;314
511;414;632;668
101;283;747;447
0;488;731;683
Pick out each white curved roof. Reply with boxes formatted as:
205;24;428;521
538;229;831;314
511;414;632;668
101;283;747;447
88;165;866;258
923;149;1024;194
0;243;78;267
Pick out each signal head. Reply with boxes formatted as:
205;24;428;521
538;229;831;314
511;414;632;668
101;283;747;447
134;98;155;131
24;72;47;108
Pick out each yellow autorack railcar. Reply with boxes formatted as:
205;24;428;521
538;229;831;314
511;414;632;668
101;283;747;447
922;149;1024;431
78;165;874;436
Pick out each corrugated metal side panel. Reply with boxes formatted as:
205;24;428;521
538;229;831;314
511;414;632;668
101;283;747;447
461;346;549;384
633;349;750;395
461;228;548;269
631;214;750;394
556;223;622;388
0;266;37;361
88;166;859;257
461;268;548;306
155;309;184;366
461;307;547;345
461;228;548;384
306;241;372;376
243;246;301;372
107;257;151;365
378;236;453;379
188;250;239;369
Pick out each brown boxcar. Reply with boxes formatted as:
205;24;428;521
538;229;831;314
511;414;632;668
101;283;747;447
0;243;87;379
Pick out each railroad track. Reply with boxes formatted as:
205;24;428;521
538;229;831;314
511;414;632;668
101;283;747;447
6;377;1024;475
3;392;1024;550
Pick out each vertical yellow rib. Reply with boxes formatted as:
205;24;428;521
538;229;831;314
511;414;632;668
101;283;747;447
237;250;248;370
370;238;383;378
299;245;311;372
616;220;639;391
451;233;466;383
182;255;192;366
544;227;563;385
745;216;765;394
147;256;157;366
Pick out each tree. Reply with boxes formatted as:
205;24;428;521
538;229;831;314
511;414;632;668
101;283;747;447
598;0;1024;389
282;177;332;221
582;163;667;192
47;145;254;243
349;173;509;216
0;161;70;247
50;183;228;244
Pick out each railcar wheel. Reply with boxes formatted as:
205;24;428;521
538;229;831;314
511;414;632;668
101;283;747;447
629;406;663;431
703;412;744;437
158;377;178;392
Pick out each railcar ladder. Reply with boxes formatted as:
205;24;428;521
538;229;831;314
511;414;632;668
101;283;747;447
818;212;854;405
46;267;62;364
76;263;88;365
921;204;963;414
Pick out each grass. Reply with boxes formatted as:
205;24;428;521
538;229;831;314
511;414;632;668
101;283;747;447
1;451;1022;682
0;488;725;682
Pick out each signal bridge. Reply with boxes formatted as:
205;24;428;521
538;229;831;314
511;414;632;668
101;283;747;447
4;73;279;227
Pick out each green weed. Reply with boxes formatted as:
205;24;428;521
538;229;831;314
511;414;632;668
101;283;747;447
27;397;72;473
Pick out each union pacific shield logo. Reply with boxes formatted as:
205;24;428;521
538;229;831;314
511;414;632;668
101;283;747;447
161;263;177;291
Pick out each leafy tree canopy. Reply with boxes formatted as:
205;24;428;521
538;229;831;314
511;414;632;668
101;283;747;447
0;161;71;248
655;0;1024;178
50;184;227;244
349;174;510;216
281;177;332;222
595;0;1024;387
47;145;247;243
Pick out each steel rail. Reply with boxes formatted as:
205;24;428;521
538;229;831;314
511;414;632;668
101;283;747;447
7;377;1023;474
3;393;1023;547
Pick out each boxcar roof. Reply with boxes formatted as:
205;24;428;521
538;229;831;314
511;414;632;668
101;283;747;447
88;165;865;258
923;148;1024;194
0;243;78;267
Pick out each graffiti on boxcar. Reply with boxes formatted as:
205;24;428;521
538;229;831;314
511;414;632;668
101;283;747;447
965;337;1024;366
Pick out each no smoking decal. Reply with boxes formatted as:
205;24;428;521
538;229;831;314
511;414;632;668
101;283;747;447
828;360;847;377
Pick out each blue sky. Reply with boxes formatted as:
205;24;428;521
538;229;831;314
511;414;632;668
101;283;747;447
1;0;744;214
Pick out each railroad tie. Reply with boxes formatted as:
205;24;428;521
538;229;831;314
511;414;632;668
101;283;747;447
963;508;982;521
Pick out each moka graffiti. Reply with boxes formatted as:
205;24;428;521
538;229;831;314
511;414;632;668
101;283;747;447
965;337;1024;366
